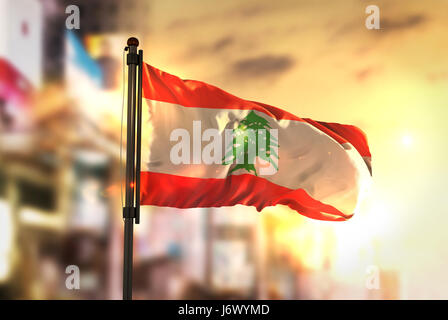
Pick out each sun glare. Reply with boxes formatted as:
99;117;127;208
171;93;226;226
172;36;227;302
401;134;414;148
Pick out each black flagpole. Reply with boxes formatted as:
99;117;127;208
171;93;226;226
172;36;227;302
122;37;142;300
135;48;143;225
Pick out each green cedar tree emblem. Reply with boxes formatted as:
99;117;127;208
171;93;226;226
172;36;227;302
222;110;279;176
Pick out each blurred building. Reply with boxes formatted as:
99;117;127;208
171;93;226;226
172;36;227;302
42;0;66;83
41;0;151;83
0;85;123;298
0;0;43;88
0;0;124;299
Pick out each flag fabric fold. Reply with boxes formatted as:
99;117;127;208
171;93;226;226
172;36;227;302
139;63;371;221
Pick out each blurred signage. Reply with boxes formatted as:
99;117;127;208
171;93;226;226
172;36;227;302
0;0;43;88
85;34;121;90
65;31;103;89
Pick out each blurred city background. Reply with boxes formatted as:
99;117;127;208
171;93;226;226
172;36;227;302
1;0;447;299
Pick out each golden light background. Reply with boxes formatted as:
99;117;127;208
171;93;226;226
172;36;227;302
134;0;448;298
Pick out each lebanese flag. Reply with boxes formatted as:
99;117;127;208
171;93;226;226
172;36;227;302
139;63;372;221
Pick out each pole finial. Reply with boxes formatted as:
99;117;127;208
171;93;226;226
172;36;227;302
127;37;139;47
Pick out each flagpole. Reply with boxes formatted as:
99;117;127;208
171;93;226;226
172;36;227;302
135;48;143;225
122;37;142;300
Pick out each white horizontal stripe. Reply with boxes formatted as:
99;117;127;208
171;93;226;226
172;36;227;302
142;99;371;215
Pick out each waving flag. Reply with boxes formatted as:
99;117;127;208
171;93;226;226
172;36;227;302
139;63;371;221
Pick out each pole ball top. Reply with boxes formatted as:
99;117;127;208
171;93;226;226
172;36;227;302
127;37;139;47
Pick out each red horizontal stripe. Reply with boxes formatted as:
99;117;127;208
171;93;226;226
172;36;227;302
142;63;303;121
302;118;371;158
303;118;348;145
140;171;353;221
316;121;371;158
